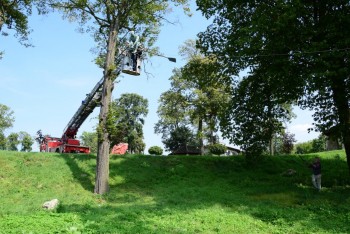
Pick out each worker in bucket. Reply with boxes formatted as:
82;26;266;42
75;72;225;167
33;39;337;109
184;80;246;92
127;31;142;71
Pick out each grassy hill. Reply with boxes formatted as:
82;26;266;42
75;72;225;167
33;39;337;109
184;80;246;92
0;150;349;233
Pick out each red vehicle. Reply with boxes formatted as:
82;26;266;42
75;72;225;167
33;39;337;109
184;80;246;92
36;77;105;154
36;133;90;153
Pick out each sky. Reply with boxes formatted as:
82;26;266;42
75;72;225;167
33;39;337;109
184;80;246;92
0;0;319;152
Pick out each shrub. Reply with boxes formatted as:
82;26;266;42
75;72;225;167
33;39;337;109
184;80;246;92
208;143;226;155
148;146;163;155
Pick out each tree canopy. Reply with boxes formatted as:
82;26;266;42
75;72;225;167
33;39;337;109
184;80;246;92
0;104;15;133
18;131;34;152
156;39;231;154
196;0;350;170
109;93;148;154
0;0;34;46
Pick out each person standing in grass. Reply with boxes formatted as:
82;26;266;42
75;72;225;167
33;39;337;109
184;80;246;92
309;157;322;191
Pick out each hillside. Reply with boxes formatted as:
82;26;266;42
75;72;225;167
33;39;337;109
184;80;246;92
0;150;349;233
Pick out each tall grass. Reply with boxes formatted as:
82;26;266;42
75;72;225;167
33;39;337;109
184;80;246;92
0;150;349;233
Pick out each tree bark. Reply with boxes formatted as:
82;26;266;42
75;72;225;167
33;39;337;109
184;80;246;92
269;137;274;156
330;73;350;174
94;20;119;194
198;117;204;155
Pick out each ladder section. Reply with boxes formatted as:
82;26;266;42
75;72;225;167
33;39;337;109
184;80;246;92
62;77;104;139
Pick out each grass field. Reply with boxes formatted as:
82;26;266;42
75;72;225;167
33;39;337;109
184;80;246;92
0;150;349;233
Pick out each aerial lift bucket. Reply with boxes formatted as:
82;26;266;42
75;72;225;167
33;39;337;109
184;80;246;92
121;51;141;76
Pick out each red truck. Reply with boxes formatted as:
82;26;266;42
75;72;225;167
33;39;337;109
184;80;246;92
36;77;105;153
37;133;90;153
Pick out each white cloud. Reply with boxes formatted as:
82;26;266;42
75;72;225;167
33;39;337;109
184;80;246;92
288;123;319;143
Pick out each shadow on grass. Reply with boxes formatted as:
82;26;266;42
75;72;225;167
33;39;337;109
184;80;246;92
56;154;350;233
57;153;96;192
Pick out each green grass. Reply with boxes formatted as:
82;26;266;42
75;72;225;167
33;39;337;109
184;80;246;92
0;150;349;233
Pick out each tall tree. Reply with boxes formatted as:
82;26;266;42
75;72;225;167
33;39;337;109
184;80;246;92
0;132;7;150
18;131;34;152
109;93;148;154
48;0;190;194
0;104;15;133
221;74;292;157
156;51;231;155
196;1;350;171
7;132;19;151
155;68;192;143
181;52;231;154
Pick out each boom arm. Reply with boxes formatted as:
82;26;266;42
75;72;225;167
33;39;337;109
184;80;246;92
62;77;104;139
61;49;133;140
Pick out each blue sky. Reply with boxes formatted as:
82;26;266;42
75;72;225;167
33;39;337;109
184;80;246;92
0;0;319;152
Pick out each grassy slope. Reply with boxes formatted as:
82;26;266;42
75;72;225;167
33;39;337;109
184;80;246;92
0;150;349;233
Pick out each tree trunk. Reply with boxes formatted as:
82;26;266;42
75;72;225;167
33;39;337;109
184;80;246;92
269;137;274;156
198;118;204;155
330;74;350;175
94;20;119;194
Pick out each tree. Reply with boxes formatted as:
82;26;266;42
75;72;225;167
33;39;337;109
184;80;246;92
156;40;231;155
7;132;19;151
163;125;197;152
180;45;231;155
155;68;192;143
19;131;34;152
0;0;42;58
281;132;296;154
0;132;7;150
80;131;98;154
220;74;294;157
311;135;326;153
196;1;350;171
48;0;190;194
109;93;148;154
0;104;15;133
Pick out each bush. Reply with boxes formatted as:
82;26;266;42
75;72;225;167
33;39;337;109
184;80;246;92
148;146;163;155
208;143;226;155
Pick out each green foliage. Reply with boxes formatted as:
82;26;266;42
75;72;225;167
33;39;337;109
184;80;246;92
163;125;197;152
0;0;34;47
7;132;19;151
18;131;34;152
207;143;226;155
80;131;98;154
148;146;163;155
295;141;313;154
295;135;327;154
0;132;6;150
154;69;192;142
196;0;350;171
220;73;295;158
156;47;231;153
282;132;296;154
109;93;148;154
0;104;15;133
0;150;350;233
312;135;326;153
